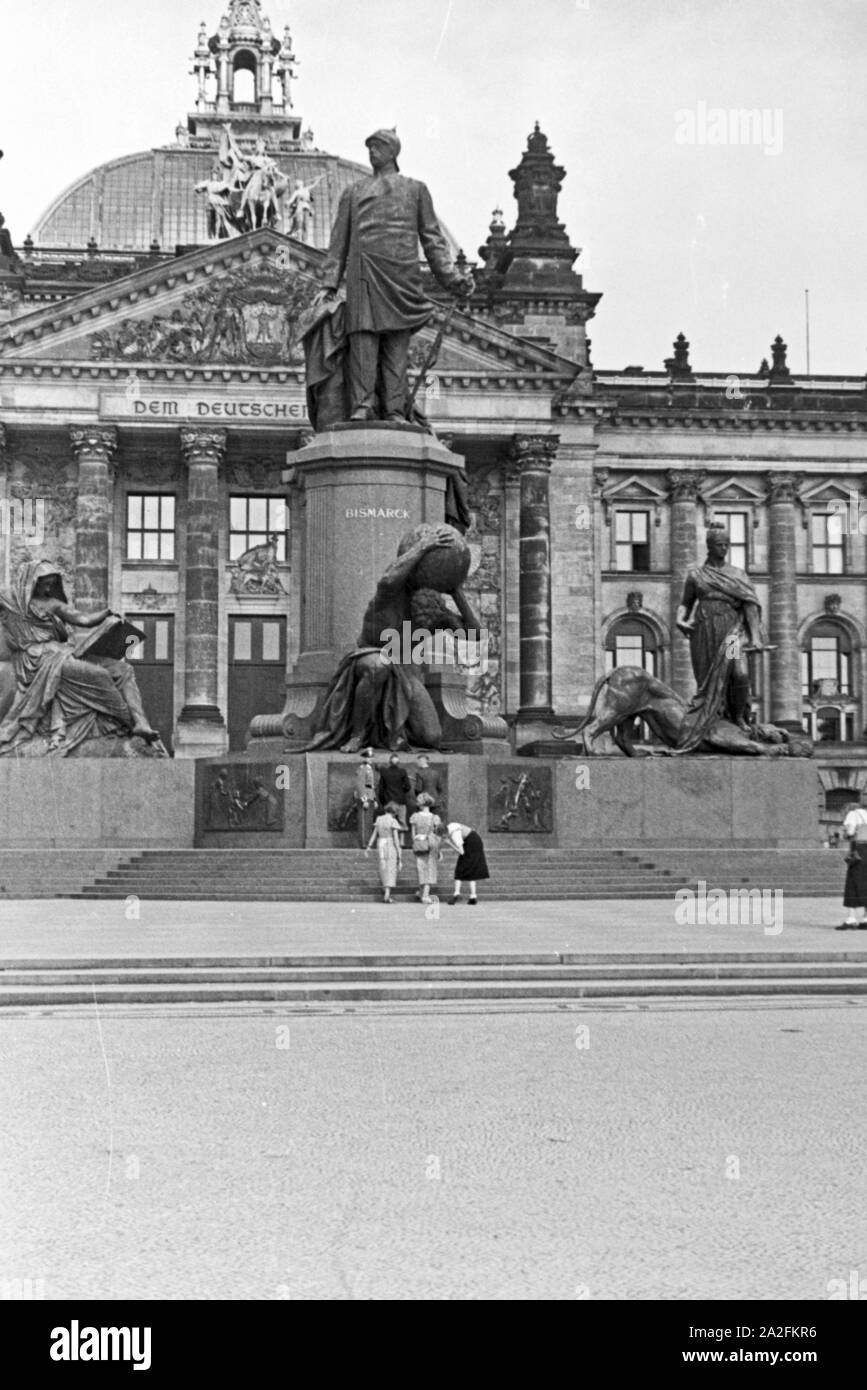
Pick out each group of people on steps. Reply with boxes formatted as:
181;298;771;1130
354;748;489;906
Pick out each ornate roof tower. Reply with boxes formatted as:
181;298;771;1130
504;122;579;288
27;3;387;253
188;3;303;151
476;124;601;367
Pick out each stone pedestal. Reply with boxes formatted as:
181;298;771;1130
424;663;510;755
249;422;468;748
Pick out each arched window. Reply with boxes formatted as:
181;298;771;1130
605;618;658;675
801;620;852;698
232;52;257;104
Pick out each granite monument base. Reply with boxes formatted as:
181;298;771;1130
0;760;196;849
249;421;470;750
192;753;822;850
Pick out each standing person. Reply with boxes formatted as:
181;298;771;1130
443;821;490;906
353;746;378;849
838;801;867;929
408;793;443;905
364;801;403;904
377;752;411;842
410;753;445;817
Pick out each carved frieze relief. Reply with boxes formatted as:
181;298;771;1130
89;265;318;367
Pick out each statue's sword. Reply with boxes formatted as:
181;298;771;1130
407;296;461;413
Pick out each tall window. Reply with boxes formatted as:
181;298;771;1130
229;496;289;562
126;495;175;561
711;511;748;570
605;619;658;674
614;511;650;572
811;513;844;574
801;622;852;697
605;618;659;745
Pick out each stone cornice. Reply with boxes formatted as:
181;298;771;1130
0;358;572;394
597;408;867;434
0;360;307;385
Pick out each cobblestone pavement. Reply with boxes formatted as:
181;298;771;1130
2;1005;866;1300
0;896;860;959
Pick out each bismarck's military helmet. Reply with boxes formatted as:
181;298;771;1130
365;127;401;171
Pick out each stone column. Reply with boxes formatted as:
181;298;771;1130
216;35;231;113
592;467;609;684
510;433;558;722
260;53;273;113
175;427;228;758
766;470;803;729
70;426;117;614
667;469;705;699
502;452;522;714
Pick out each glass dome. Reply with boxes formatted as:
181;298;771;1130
31;146;371;254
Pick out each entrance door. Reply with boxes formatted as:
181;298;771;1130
125;613;176;753
228;615;287;752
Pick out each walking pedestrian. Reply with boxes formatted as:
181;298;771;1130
408;792;444;904
442;821;490;905
377;753;411;842
838;800;867;929
353;746;378;849
365;800;403;904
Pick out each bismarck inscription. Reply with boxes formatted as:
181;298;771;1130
344;506;411;520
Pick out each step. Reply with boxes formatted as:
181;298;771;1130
3;977;867;1007
5;961;867;986
8;950;867;968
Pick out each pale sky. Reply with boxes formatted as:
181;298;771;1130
1;0;865;375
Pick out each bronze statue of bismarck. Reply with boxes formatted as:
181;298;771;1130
304;128;473;428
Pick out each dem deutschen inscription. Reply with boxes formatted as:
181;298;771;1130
100;392;306;421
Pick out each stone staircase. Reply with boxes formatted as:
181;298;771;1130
0;852;130;900
0;847;848;902
3;949;867;1007
74;846;845;902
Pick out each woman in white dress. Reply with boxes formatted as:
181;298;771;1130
365;800;403;903
408;792;443;904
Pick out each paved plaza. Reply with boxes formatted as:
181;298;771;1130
2;1002;866;1301
0;894;860;961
